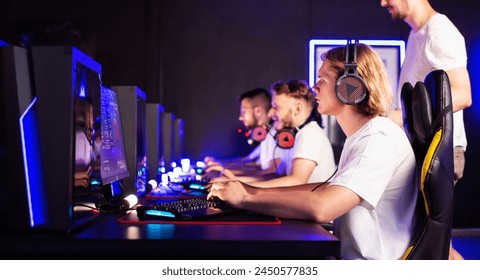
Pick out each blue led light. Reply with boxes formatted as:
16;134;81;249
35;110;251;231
145;209;176;218
189;184;205;190
20;97;47;228
90;179;101;186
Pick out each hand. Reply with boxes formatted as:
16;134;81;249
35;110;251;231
74;165;92;188
204;156;220;166
205;165;236;180
204;177;233;192
207;180;248;209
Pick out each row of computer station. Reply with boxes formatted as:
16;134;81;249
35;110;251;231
1;43;211;233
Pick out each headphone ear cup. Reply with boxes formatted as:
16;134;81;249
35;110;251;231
275;129;296;149
335;74;368;105
251;126;268;142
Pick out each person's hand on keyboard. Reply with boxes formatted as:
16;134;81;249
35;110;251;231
205;164;236;180
207;180;250;209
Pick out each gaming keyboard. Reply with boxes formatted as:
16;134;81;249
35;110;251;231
136;198;241;221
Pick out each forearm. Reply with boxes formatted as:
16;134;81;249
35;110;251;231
451;84;472;113
447;67;472;112
241;191;322;222
251;182;328;195
247;175;307;188
233;173;279;183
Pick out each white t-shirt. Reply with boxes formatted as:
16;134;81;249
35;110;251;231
282;121;336;183
260;127;285;174
329;117;417;260
397;13;468;150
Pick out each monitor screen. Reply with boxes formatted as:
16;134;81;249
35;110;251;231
99;86;129;185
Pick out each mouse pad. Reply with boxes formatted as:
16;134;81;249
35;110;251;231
118;209;281;225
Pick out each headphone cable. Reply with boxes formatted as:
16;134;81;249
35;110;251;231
311;167;338;192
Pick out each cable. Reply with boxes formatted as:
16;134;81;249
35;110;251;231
311;168;338;192
272;145;280;177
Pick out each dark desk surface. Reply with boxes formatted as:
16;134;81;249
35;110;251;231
1;206;340;259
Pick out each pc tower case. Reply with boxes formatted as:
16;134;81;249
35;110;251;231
162;112;175;168
0;45;44;232
146;103;165;181
31;46;102;231
112;86;148;197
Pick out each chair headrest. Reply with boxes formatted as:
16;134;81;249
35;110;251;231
401;70;453;163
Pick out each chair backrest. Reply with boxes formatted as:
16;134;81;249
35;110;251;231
400;70;455;260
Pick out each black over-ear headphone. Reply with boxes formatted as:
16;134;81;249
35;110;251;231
247;120;274;145
275;117;313;149
335;39;368;105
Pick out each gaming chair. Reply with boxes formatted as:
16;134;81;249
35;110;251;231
400;70;454;260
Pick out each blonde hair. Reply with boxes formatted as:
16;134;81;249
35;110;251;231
322;43;393;117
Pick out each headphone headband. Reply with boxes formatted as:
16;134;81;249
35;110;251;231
345;40;358;75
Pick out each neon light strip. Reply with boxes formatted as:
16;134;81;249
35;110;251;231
146;209;176;218
19;97;38;228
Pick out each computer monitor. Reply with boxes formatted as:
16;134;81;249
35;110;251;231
112;86;148;197
146;103;165;181
0;45;46;232
98;86;130;185
30;45;105;231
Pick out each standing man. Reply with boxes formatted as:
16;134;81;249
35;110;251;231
380;0;472;259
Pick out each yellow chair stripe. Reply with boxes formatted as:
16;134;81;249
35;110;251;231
420;129;443;217
401;245;414;260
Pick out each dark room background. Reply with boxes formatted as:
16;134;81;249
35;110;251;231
1;0;479;228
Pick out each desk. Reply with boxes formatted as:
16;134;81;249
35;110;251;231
1;211;339;259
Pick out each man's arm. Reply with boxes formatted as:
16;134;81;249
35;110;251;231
446;67;472;112
388;67;471;128
208;180;361;224
247;158;316;188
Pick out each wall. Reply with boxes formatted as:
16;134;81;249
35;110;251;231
1;0;479;227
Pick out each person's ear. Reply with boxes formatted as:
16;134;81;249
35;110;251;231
293;101;303;116
253;106;261;117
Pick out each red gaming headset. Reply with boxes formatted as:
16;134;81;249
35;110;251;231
335;39;368;105
246;120;272;145
274;117;313;149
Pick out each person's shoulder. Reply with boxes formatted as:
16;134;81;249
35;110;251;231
303;120;327;135
427;13;462;35
368;116;404;135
